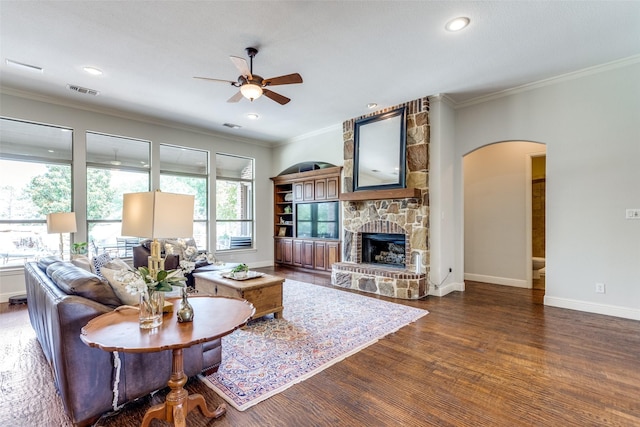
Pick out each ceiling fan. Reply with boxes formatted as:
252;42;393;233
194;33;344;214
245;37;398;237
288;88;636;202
194;47;303;105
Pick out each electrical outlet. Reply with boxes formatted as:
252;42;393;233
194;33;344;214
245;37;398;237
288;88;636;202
449;268;452;273
595;283;606;294
626;209;640;219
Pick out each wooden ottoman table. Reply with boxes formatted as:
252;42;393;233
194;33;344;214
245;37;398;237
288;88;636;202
194;271;284;319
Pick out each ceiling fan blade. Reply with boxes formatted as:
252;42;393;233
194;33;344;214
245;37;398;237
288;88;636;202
230;56;252;79
262;73;303;86
227;91;244;103
263;89;290;105
193;76;236;85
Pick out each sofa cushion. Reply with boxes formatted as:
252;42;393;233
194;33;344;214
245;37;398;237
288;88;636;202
46;262;122;307
71;255;94;273
38;256;63;271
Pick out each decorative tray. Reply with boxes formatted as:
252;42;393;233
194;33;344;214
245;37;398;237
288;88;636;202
222;271;265;281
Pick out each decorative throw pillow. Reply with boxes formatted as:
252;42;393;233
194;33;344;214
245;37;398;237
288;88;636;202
100;266;139;306
92;252;112;279
46;262;122;307
164;238;198;261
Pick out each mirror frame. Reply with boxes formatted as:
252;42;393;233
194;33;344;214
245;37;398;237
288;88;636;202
353;106;407;191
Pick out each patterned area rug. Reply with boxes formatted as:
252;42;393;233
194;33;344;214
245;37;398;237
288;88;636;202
199;280;428;411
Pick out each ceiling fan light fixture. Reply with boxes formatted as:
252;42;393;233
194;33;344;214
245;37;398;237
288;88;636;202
240;83;263;101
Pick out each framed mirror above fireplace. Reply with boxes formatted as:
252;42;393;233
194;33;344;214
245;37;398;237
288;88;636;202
353;106;407;191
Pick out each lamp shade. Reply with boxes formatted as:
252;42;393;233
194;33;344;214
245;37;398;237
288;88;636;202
46;212;77;234
121;191;194;239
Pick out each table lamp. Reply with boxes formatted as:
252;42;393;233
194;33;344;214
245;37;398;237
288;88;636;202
121;190;194;278
47;212;77;260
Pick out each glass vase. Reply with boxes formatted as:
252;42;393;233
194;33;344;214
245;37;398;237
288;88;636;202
139;289;164;329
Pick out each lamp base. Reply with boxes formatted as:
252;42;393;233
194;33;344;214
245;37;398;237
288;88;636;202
148;238;165;278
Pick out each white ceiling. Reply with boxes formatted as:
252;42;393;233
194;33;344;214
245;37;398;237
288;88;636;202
1;1;639;146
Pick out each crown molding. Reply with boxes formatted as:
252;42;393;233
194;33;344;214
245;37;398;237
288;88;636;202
275;122;343;147
454;54;640;109
0;86;273;148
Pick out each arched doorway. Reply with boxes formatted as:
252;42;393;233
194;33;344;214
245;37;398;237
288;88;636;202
463;141;546;290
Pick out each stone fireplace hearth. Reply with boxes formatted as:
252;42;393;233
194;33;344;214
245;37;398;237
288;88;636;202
331;97;430;300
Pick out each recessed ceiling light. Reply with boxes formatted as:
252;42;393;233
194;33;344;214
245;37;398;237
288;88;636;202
247;113;260;120
445;17;470;32
6;59;43;73
83;66;103;76
367;103;378;109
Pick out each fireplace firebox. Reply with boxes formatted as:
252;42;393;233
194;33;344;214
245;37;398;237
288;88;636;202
361;232;406;268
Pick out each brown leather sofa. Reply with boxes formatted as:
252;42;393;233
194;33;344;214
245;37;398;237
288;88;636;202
24;258;221;426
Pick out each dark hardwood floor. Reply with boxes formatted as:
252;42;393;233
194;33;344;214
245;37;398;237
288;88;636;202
2;266;639;426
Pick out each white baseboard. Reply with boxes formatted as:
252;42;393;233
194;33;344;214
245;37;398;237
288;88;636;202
464;273;529;288
429;281;465;297
544;295;640;321
0;290;27;304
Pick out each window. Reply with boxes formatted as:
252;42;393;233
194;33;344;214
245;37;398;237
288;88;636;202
86;132;149;257
0;117;73;267
215;154;254;250
160;144;209;250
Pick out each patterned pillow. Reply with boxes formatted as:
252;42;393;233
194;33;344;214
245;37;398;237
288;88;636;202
92;252;112;279
101;266;139;306
164;238;198;261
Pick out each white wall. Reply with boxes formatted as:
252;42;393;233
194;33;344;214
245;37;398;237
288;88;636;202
0;92;274;301
463;142;545;287
271;125;343;177
450;58;640;320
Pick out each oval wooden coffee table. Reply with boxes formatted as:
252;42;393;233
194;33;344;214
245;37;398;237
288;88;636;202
81;295;255;427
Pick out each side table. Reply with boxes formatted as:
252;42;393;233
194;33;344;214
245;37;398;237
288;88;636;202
81;295;255;427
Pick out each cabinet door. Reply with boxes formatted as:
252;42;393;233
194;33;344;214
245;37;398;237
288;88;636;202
314;179;326;200
293;240;303;266
314;241;326;270
283;239;293;264
302;240;315;269
303;180;315;201
326;241;340;269
326;176;339;200
293;182;304;201
275;240;284;263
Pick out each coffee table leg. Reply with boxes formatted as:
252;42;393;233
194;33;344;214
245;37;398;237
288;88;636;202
141;348;226;427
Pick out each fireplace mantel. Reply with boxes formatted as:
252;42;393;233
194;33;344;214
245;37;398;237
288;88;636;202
339;187;421;201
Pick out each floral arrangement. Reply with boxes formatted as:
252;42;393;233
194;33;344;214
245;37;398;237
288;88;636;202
180;252;221;274
116;266;186;295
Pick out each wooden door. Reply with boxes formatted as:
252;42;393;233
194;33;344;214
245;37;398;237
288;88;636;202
302;240;315;269
293;240;303;266
293;182;304;201
326;176;339;199
303;181;315;200
282;239;293;264
314;241;326;270
326;241;340;269
315;179;326;200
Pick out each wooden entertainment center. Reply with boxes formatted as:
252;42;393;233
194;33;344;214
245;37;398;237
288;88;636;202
271;166;342;272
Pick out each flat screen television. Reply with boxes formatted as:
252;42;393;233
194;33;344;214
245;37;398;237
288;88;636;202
296;201;339;239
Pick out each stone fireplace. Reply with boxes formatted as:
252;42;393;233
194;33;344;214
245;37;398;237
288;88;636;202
331;97;430;299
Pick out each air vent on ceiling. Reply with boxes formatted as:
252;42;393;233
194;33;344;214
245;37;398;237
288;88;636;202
223;123;241;129
67;84;99;96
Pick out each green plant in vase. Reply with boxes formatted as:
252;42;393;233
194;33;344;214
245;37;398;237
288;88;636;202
231;263;249;279
71;242;88;256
